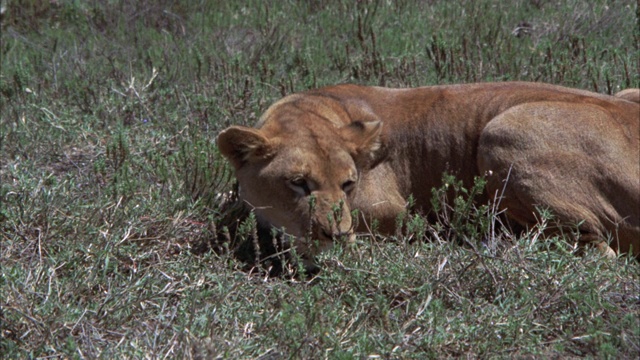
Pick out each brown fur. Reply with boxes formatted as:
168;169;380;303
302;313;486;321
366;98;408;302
218;82;640;259
615;88;640;103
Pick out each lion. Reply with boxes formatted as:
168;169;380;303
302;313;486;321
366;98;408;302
217;82;640;263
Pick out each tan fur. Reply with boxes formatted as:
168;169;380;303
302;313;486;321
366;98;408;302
615;88;640;103
218;82;640;259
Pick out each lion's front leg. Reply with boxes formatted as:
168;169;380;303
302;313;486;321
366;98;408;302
352;165;407;236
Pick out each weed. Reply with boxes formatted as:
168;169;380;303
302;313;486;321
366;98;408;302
429;173;492;246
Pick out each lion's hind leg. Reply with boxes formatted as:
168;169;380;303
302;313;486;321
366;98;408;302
477;102;639;257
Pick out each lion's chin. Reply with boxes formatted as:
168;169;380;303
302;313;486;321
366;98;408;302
292;236;334;257
277;230;356;273
346;232;356;244
295;232;356;256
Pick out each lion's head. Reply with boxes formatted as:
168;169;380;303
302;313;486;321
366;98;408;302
217;95;387;260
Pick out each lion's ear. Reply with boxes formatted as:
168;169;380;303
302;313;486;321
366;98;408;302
217;126;274;169
340;120;388;169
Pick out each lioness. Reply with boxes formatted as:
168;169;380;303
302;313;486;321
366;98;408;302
217;82;640;262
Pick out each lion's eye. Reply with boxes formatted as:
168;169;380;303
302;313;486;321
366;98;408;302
342;179;356;193
289;177;311;195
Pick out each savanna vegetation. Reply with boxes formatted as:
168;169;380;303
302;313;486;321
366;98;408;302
1;0;638;358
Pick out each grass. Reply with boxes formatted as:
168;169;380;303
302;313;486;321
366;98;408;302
1;0;639;358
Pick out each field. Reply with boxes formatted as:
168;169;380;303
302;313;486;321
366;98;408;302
1;0;639;358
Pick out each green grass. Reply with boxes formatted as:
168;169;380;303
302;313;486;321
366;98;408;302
1;0;639;358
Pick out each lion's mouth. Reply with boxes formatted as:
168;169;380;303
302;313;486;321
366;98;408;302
267;223;356;259
286;229;355;257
